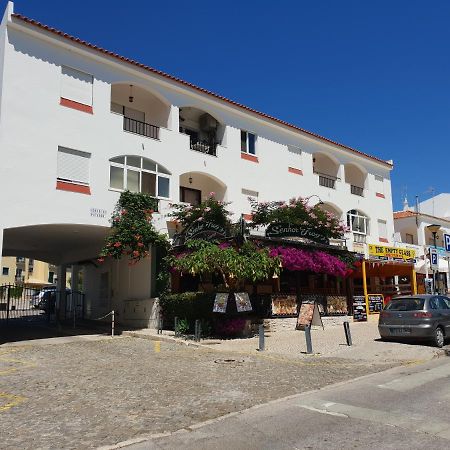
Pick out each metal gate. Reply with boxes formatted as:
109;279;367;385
0;284;85;326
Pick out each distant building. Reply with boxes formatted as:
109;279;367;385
0;257;56;287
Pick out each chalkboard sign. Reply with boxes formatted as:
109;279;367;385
353;296;367;322
368;294;384;313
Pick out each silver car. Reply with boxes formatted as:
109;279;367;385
378;295;450;348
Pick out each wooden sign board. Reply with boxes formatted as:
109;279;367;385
296;301;323;330
271;294;297;317
213;293;228;313
353;296;367;322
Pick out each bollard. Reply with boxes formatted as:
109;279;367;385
258;324;265;351
111;310;115;337
157;312;163;335
195;319;201;342
305;324;313;354
343;321;352;346
174;316;179;337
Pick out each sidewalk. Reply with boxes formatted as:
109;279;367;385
124;317;444;364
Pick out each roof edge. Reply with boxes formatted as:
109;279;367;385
11;13;393;169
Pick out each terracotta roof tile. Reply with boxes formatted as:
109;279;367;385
11;13;393;168
393;211;417;219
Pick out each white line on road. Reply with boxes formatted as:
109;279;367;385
377;363;450;392
298;399;450;440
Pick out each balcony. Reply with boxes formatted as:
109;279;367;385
353;233;366;243
315;171;337;189
190;138;217;156
351;185;364;197
123;116;159;140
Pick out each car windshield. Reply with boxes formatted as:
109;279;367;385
385;298;425;311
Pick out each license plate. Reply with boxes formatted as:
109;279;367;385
390;328;411;335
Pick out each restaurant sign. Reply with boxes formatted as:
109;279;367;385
173;221;227;246
368;244;416;263
266;223;330;245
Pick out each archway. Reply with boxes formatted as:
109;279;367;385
179;172;227;206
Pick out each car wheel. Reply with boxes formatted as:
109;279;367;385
433;327;445;348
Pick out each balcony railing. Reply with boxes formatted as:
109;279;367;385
351;185;364;196
123;116;159;140
190;139;217;156
314;171;337;189
353;233;366;243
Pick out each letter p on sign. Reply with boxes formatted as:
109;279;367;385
444;233;450;252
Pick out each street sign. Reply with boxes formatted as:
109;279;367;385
444;233;450;252
430;248;439;270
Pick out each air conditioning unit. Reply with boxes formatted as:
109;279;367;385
199;113;217;132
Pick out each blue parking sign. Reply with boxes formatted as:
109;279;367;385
445;233;450;252
430;248;439;270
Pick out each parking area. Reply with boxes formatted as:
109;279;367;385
0;335;399;449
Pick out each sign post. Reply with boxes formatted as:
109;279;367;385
430;247;439;295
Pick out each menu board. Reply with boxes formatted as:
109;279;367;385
326;296;348;315
213;293;228;313
296;300;323;330
235;292;252;313
368;294;384;313
353;296;367;322
271;295;298;317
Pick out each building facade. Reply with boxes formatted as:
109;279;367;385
0;3;395;325
0;256;56;286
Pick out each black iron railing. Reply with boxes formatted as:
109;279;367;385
123;116;159;140
351;185;364;196
190;139;217;156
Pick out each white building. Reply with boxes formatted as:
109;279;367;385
0;2;396;326
394;195;450;293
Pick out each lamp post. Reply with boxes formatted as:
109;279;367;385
427;224;441;294
305;195;324;206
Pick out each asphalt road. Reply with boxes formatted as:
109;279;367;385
124;356;450;450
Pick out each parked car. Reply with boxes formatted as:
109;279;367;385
36;288;71;313
30;286;57;308
378;295;450;347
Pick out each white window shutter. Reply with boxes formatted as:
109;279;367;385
57;147;91;185
61;66;93;106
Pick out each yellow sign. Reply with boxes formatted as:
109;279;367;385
368;244;415;262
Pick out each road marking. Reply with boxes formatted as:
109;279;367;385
0;392;26;412
377;363;450;392
0;348;36;375
298;399;450;440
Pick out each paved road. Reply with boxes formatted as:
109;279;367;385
0;336;397;449
124;357;450;450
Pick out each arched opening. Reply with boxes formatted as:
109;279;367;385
109;155;171;199
179;172;227;206
312;153;340;189
179;107;225;156
346;209;370;243
110;83;171;139
344;163;366;197
319;202;343;220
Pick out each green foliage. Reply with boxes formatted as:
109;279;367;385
169;240;280;286
169;192;232;229
249;197;348;239
99;191;169;264
175;318;190;335
159;291;215;325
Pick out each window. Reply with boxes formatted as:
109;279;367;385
180;187;201;206
16;257;25;263
2;267;9;276
347;210;369;235
109;156;170;198
377;219;387;239
287;145;302;156
241;130;256;155
57;147;91;186
15;268;23;277
374;174;384;194
48;272;55;284
61;66;93;106
406;233;414;244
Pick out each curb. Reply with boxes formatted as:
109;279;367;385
121;331;201;348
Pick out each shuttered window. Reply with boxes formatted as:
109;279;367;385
61;66;93;106
377;219;387;239
57;147;91;185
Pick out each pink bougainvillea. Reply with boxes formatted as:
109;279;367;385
269;246;347;278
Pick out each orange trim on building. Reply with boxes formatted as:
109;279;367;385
241;153;259;163
288;167;303;175
379;237;389;243
376;192;385;198
60;97;93;114
56;180;91;195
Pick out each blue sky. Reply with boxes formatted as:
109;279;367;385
3;0;449;210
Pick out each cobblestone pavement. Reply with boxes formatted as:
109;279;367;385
0;336;400;449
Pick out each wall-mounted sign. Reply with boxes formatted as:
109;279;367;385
213;293;228;313
326;296;348;315
173;221;228;246
368;244;416;262
235;292;252;312
90;208;107;218
271;294;297;317
266;223;330;245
